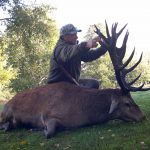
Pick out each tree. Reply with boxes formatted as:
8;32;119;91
4;4;58;92
0;37;17;99
0;0;9;7
81;53;116;88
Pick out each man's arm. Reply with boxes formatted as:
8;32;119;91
57;37;103;63
81;46;107;62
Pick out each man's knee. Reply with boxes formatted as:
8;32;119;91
79;79;99;89
91;79;99;89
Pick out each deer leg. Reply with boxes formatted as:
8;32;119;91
0;122;13;131
0;124;4;130
43;118;59;139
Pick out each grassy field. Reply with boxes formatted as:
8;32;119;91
0;91;150;150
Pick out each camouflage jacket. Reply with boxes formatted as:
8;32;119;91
47;38;107;84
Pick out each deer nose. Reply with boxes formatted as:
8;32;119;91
138;114;146;122
142;115;146;120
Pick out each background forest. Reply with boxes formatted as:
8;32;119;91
0;0;150;100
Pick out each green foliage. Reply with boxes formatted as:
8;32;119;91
0;38;17;100
140;59;150;84
4;4;58;92
0;0;9;7
0;0;23;11
81;53;117;88
0;0;22;6
0;91;150;150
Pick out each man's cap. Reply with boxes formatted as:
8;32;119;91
60;24;82;36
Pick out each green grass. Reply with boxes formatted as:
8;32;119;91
0;104;4;110
0;91;150;150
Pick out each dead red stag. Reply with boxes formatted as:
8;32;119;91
0;22;149;138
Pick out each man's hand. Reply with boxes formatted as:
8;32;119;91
86;36;101;48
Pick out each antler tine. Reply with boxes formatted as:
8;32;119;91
111;23;117;44
119;31;129;62
125;52;143;74
94;24;107;41
117;24;128;38
95;22;150;93
124;51;150;92
128;74;150;91
120;48;135;70
137;87;150;91
130;82;150;92
108;23;149;93
112;23;118;38
124;52;150;91
130;83;145;92
128;73;141;86
105;20;110;38
97;21;150;93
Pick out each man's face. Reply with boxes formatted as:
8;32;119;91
63;34;78;45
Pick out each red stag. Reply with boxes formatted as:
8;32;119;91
0;22;149;138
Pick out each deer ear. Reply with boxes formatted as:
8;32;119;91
109;96;119;114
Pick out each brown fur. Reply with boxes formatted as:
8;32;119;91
0;82;145;138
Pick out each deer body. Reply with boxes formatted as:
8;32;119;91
0;82;145;138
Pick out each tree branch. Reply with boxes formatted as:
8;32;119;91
0;17;14;21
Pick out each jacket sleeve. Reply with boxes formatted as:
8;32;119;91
58;42;90;62
81;47;107;62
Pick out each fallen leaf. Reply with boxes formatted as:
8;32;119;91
54;143;60;148
40;143;45;147
19;140;28;145
111;134;115;137
140;141;145;145
100;136;104;140
63;146;71;150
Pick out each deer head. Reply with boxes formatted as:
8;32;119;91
95;21;150;94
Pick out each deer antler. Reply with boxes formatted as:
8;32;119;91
95;21;150;93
